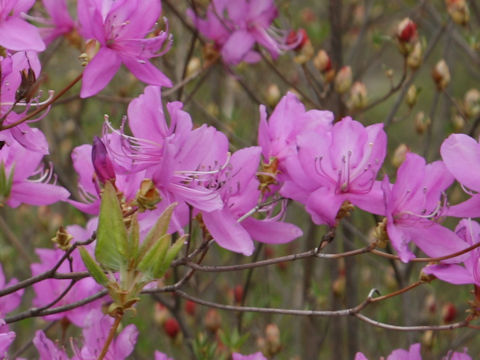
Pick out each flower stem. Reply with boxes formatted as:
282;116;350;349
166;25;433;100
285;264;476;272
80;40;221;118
97;314;122;360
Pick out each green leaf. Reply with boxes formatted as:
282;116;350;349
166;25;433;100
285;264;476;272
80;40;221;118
137;234;170;279
136;203;177;265
154;234;186;278
96;181;127;271
79;247;109;287
127;214;140;264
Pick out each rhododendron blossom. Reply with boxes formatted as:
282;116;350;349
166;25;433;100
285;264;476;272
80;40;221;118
202;146;302;255
0;140;69;207
441;133;480;217
0;0;45;51
424;219;480;286
188;0;298;65
77;0;172;97
379;153;466;262
282;117;387;226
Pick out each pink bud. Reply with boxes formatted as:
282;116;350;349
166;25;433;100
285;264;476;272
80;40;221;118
396;18;417;43
92;136;115;184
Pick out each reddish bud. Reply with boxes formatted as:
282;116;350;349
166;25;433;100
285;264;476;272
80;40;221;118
264;246;275;259
204;309;222;333
396;18;417;43
92;136;115;184
163;318;180;339
286;29;309;51
185;300;196;316
442;303;457;323
234;285;244;304
313;50;332;73
432;59;451;91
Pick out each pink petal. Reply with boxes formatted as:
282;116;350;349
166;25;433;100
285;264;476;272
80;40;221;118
0;18;45;51
402;222;469;263
386;221;416;263
112;324;138;358
306;187;345;226
81;47;122;98
448;194;480;218
242;217;302;244
221;30;256;65
122;56;172;88
441;133;480;192
202;210;254;256
8;182;70;207
349;181;386;215
423;264;473;285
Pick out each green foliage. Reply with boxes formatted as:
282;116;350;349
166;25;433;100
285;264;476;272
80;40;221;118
95;181;127;271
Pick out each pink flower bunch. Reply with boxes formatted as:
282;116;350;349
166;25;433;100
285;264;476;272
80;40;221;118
70;86;302;256
355;343;471;359
77;0;172;97
188;0;300;65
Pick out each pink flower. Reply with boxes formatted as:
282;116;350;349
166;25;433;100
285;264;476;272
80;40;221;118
31;219;102;327
105;86;224;230
77;0;172;97
232;352;267;360
79;309;138;359
0;0;45;51
380;153;466;262
257;92;333;192
0;140;69;208
33;309;138;360
202;146;303;256
355;343;421;360
440;133;480;217
0;264;23;317
188;0;297;65
0;52;49;154
282;117;387;226
40;0;75;45
155;351;174;360
0;320;15;360
423;219;480;285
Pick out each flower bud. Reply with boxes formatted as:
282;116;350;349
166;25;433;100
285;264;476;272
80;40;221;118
396;18;418;55
204;309;221;333
79;39;100;67
442;302;457;323
396;18;417;43
464;88;480;118
293;40;314;65
422;330;434;349
348;81;368;110
451;114;465;132
163;317;180;339
446;0;470;26
432;59;450;91
406;85;419;108
373;218;389;248
185;300;196;316
391;144;409;168
154;303;169;326
414;111;431;135
407;41;423;69
265;323;282;356
234;285;244;304
92;136;115;185
265;84;281;108
334;66;352;94
186;57;201;77
286;29;309;51
313;50;332;73
51;226;73;251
